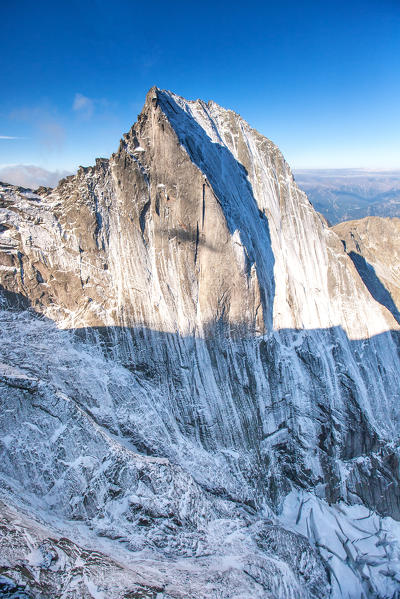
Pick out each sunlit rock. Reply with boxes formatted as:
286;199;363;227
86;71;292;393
1;88;400;598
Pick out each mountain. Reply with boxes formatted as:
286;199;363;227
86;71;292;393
294;169;400;225
333;216;400;325
1;88;400;598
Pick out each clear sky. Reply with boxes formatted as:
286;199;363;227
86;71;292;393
1;0;399;176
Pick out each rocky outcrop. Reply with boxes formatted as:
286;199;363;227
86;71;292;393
1;88;400;598
333;216;400;324
1;89;396;337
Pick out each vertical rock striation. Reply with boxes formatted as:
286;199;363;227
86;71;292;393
1;88;400;598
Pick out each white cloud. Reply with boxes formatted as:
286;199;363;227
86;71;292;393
0;135;22;139
0;165;71;189
73;93;94;118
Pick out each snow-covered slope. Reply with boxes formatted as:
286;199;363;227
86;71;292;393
1;88;400;598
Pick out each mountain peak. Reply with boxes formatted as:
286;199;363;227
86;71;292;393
1;88;400;597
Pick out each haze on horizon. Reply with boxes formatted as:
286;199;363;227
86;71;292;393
1;0;399;189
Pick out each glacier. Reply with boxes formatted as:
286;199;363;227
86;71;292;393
0;88;400;598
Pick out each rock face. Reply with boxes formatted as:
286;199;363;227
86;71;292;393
333;216;400;325
1;88;400;598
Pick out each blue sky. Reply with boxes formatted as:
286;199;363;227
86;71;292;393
1;0;399;176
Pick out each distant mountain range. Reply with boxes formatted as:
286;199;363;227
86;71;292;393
294;168;400;224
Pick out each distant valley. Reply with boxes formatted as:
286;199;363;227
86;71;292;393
294;168;400;224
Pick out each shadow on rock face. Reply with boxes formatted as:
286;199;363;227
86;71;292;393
0;285;32;311
0;576;33;598
348;250;400;325
156;91;276;331
1;285;400;521
1;287;400;597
